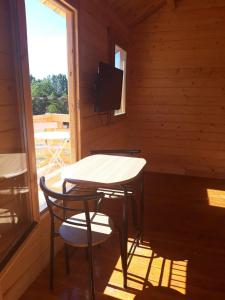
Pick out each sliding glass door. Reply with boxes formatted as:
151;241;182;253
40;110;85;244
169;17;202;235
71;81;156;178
0;0;78;270
0;0;35;270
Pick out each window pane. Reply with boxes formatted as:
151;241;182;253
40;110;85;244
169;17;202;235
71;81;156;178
114;45;127;115
0;0;34;270
115;52;121;69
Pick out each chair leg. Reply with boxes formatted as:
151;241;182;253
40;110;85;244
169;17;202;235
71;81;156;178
85;247;89;261
118;229;127;289
50;235;54;290
130;194;137;229
64;243;70;275
140;173;145;244
87;245;95;300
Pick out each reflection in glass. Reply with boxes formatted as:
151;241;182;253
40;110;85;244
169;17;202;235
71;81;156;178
0;153;33;268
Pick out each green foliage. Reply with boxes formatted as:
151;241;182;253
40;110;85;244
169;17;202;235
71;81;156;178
31;78;54;97
30;74;36;83
50;74;68;96
47;103;58;113
32;98;47;115
31;74;68;115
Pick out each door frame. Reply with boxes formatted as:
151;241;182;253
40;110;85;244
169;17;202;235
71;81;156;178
45;0;80;163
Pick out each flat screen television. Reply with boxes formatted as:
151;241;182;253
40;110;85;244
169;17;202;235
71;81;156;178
94;62;123;112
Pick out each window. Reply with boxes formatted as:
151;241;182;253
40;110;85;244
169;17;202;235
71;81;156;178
0;0;35;270
114;45;127;116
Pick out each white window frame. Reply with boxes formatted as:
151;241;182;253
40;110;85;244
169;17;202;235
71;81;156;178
114;45;127;116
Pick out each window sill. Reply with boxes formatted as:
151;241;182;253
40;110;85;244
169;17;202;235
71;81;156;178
113;112;126;119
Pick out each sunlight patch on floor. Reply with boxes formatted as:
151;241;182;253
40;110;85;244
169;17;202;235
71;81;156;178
104;239;188;299
169;261;187;294
207;188;225;208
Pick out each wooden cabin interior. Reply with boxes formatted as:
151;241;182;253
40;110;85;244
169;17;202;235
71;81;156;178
1;0;225;299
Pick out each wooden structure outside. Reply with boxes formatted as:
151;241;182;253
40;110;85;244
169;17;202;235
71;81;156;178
33;113;69;129
33;113;71;167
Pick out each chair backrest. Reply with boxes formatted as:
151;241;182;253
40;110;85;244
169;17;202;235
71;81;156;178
90;149;141;156
39;176;103;234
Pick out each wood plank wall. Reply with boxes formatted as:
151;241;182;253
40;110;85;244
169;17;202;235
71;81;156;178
0;1;129;299
77;0;129;156
127;0;225;178
0;1;22;153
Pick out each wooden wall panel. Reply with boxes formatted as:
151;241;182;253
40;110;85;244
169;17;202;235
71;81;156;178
127;0;225;178
0;1;21;154
78;0;130;157
0;213;62;300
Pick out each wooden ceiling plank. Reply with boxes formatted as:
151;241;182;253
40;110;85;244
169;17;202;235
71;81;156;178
167;0;176;10
109;0;130;11
129;0;167;28
107;0;168;28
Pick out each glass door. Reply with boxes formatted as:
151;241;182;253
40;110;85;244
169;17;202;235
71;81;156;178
0;0;34;270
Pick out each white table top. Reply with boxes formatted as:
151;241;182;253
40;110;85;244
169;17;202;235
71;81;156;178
0;153;27;180
34;131;70;140
62;154;146;186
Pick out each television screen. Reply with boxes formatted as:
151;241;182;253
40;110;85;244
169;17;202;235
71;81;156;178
95;62;123;112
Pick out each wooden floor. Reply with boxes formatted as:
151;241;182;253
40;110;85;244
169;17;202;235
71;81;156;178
20;172;225;299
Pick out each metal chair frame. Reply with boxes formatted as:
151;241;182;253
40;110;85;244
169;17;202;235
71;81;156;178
61;150;143;289
40;176;121;300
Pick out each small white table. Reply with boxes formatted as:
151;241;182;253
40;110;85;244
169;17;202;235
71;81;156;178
62;154;146;287
62;154;146;186
34;131;70;168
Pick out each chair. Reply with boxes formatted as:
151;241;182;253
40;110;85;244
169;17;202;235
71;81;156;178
63;150;141;230
40;176;122;300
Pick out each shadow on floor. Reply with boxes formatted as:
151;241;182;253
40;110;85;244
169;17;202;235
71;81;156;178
20;172;225;300
134;286;187;300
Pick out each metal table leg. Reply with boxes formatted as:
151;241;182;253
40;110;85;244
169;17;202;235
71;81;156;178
140;172;144;243
121;185;128;288
121;173;144;288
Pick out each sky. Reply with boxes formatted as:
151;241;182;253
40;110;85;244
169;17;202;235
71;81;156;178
115;52;120;69
25;0;67;79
